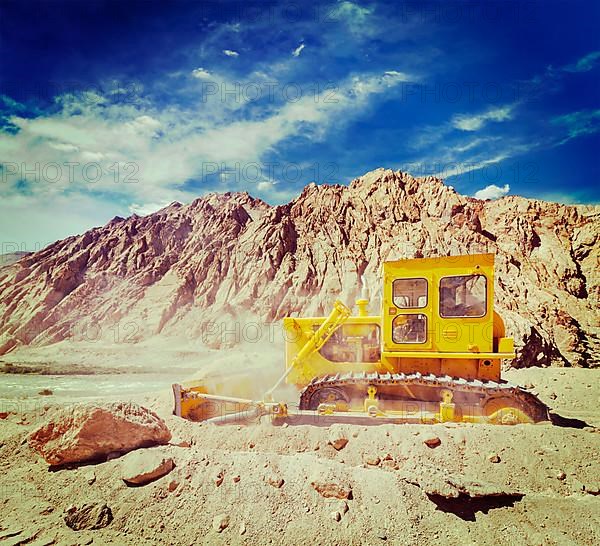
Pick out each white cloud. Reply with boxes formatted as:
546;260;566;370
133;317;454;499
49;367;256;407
0;69;414;218
452;105;514;131
257;180;274;191
128;201;172;216
48;142;79;152
292;44;305;57
336;1;373;34
223;49;239;57
473;183;510;200
191;67;212;79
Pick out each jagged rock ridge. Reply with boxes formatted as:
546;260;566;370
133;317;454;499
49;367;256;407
0;169;598;367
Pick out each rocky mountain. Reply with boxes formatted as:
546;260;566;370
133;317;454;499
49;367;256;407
0;168;598;367
0;251;31;267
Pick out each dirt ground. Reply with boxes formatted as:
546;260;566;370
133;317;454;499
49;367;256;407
0;366;599;546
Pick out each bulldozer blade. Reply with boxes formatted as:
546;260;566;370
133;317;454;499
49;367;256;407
172;383;257;422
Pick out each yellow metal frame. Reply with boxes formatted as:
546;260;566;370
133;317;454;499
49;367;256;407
173;253;534;425
282;253;512;387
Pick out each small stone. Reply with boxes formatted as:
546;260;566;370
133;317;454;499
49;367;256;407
248;442;255;449
281;423;289;429
330;511;341;522
557;471;567;481
168;480;178;492
524;383;535;389
549;393;557;400
84;470;96;485
424;436;441;448
311;480;352;499
364;455;380;466
232;475;241;483
328;425;349;451
266;474;284;488
377;530;388;540
239;522;246;535
212;514;229;533
352;430;359;438
488;453;501;463
38;389;53;396
215;471;224;487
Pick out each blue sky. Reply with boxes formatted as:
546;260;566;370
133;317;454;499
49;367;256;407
0;0;599;250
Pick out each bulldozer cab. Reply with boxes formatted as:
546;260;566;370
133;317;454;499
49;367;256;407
382;254;495;354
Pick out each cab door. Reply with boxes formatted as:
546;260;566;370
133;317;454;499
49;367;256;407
433;254;495;353
382;261;433;352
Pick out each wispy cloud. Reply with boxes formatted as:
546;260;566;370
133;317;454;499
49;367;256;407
451;105;514;131
292;43;305;57
551;109;600;143
0;69;414;214
557;50;600;74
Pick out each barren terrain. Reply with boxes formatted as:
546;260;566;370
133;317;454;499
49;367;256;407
0;364;599;546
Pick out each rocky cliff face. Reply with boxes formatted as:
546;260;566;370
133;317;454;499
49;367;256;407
0;169;598;367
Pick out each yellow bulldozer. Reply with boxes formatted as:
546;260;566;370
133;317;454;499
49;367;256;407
172;253;550;425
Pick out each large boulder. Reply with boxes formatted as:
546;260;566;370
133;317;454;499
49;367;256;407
28;402;171;465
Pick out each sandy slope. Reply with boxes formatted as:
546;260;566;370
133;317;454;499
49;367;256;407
0;367;599;546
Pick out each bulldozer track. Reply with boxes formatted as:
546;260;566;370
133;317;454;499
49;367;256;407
298;371;550;422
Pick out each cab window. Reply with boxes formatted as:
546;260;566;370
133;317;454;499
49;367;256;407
393;278;428;309
392;314;427;344
440;275;487;318
317;324;381;362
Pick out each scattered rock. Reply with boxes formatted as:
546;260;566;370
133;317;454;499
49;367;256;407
266;474;284;488
215;471;225;487
328;426;349;451
364;455;381;466
83;470;96;485
330;511;341;522
311;480;353;499
232;475;241;483
212;514;230;533
28;402;171;466
121;450;175;486
549;393;557;400
168;480;179;492
488;453;501;463
557;471;567;481
424;436;441;448
38;389;53;396
64;503;113;530
239;522;246;535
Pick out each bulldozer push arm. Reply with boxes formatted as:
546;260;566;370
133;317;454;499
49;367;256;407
263;300;351;399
